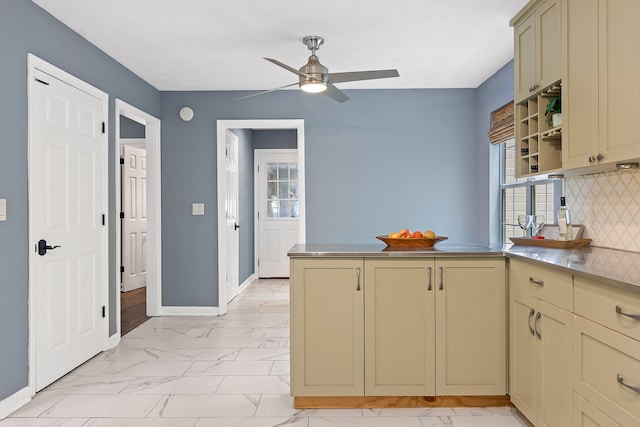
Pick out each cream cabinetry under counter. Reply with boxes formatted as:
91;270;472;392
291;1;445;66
508;259;573;427
290;256;507;405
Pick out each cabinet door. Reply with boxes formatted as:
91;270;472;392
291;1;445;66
435;258;506;395
510;288;537;424
364;258;435;396
573;393;623;427
291;258;364;396
537;300;573;427
563;0;599;170
598;0;640;164
537;0;562;89
514;13;537;102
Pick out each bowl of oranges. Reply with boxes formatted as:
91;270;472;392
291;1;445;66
376;229;448;247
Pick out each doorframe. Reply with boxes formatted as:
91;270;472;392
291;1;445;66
27;54;109;394
216;119;306;315
114;99;162;338
224;129;240;303
253;148;299;278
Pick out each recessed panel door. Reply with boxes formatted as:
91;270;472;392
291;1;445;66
32;69;106;390
122;145;147;292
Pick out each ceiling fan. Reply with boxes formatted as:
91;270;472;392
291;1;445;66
237;36;400;103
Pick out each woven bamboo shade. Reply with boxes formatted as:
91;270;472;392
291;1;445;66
488;102;514;144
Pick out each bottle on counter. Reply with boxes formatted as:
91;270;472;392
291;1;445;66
557;196;574;240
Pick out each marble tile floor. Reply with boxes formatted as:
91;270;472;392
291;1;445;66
3;279;532;427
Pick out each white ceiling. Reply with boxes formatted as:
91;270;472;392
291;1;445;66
32;0;528;91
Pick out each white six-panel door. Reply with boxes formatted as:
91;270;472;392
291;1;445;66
225;130;240;302
32;68;106;390
122;145;147;292
255;150;299;278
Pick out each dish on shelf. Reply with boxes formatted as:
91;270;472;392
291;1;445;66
509;237;591;248
376;235;448;247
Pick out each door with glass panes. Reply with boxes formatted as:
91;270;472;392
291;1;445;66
255;150;299;277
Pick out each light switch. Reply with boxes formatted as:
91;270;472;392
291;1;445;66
192;203;204;216
0;198;6;221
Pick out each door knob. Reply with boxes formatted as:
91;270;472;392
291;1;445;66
37;239;61;256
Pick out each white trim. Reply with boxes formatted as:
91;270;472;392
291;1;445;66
27;54;109;395
120;138;146;148
238;273;256;296
114;99;162;341
161;307;221;316
107;333;121;350
0;387;31;420
216;120;306;315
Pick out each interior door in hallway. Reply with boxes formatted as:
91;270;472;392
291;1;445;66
31;68;107;390
256;150;299;278
121;144;147;292
225;130;240;302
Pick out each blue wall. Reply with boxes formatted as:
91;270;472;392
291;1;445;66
120;115;146;138
0;0;159;400
253;130;297;149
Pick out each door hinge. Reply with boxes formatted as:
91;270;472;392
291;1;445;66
257;165;260;172
102;306;106;318
120;266;125;273
257;259;260;266
120;211;124;219
102;214;105;226
35;78;50;86
102;122;106;134
120;157;124;165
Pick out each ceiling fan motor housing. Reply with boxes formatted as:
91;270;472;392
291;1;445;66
299;55;328;87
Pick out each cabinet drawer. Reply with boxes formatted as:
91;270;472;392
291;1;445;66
574;316;640;425
509;259;572;310
574;276;640;342
573;392;623;427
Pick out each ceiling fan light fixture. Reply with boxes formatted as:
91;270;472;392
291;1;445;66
300;82;327;93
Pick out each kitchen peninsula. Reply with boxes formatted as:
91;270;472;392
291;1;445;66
288;243;640;426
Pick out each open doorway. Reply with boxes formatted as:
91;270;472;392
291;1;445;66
115;99;162;340
216;120;306;315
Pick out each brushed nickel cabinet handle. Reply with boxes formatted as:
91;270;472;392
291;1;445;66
356;268;361;291
438;267;444;291
529;277;544;287
588;155;595;163
427;267;432;291
616;305;640;321
617;374;640;393
534;311;542;340
528;308;535;336
597;153;604;162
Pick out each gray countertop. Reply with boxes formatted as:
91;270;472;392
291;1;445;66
288;243;640;291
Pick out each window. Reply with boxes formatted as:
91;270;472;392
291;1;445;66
500;139;561;241
266;162;299;218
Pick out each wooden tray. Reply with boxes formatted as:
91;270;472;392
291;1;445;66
376;235;448;247
509;237;591;248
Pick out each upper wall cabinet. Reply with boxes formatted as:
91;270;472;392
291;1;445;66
564;0;640;170
512;0;562;103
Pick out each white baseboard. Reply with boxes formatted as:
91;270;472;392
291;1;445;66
161;306;220;316
107;332;121;350
0;387;31;420
238;274;256;294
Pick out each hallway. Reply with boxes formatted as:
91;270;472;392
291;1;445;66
3;279;530;426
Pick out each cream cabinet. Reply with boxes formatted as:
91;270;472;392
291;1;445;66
512;0;562;103
364;258;435;396
290;258;364;396
572;276;640;426
508;259;573;427
434;258;506;396
573;392;623;427
563;0;640;170
291;256;506;398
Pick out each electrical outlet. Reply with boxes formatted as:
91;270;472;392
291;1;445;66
0;199;6;221
192;203;204;216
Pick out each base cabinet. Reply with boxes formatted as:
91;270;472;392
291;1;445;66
291;257;506;398
509;260;573;427
573;393;623;427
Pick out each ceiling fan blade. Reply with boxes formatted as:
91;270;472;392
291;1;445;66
328;69;399;84
264;57;310;78
323;84;349;103
235;82;299;101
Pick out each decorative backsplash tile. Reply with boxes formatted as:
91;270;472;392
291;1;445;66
566;169;640;253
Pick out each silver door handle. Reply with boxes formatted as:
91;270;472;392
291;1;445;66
534;311;542;340
529;277;544;287
438;267;444;291
356;268;361;291
617;374;640;393
616;305;640;321
528;308;535;336
427;267;432;291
